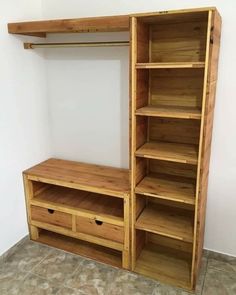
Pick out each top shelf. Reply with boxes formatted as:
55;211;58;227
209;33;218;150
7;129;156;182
136;62;205;69
24;158;130;198
8;15;130;37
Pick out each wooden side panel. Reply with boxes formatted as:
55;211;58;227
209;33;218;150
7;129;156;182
136;158;147;185
150;69;204;108
136;70;149;109
192;10;221;288
137;20;150;63
136;116;148;149
149;117;201;145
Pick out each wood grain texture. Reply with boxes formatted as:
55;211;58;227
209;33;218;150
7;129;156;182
31;220;123;251
135;243;192;289
36;230;122;268
24;158;130;198
31;205;72;229
191;9;222;288
149;159;197;179
151;19;208;62
150;68;204;108
135;173;195;205
136;204;194;242
136;105;201;119
136;62;205;69
32;185;123;222
76;216;124;243
149;117;200;145
136;141;198;164
8;15;130;36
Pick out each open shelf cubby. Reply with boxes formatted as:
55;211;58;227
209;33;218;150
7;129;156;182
135;231;193;289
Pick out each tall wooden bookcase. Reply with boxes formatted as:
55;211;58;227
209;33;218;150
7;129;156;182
131;8;221;289
8;6;221;291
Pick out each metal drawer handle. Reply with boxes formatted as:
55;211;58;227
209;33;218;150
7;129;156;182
95;220;103;226
48;209;55;214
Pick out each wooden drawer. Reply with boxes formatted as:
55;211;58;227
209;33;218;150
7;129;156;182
31;205;72;229
76;216;124;243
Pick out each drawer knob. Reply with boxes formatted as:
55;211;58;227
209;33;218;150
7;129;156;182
95;220;103;226
48;209;55;214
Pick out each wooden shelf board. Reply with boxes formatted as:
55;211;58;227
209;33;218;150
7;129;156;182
24;158;130;198
32;185;123;225
135;141;198;165
135;105;201;120
135;173;195;205
136;204;194;242
136;62;205;69
35;229;122;268
8;15;130;37
135;243;192;289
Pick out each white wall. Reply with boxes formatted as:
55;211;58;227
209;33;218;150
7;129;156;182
45;32;129;168
0;1;51;255
41;0;236;256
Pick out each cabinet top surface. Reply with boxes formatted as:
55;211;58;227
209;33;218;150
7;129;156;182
8;7;218;37
24;158;130;197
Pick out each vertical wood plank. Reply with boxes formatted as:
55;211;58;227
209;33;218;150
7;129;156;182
123;194;130;269
191;9;221;288
131;16;138;270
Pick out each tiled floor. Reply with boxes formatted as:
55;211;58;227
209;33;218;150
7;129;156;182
0;237;235;295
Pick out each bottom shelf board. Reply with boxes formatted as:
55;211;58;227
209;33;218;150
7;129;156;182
35;229;122;268
135;243;192;289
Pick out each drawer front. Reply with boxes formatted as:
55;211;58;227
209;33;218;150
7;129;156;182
31;205;72;229
76;216;124;243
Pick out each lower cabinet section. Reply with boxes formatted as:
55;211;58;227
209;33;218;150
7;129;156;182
76;216;124;243
26;177;130;270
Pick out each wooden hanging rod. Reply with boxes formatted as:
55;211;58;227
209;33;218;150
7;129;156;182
24;41;130;49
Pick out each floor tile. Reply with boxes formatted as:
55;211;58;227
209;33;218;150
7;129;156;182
65;259;117;295
208;251;236;273
33;249;84;284
56;286;82;294
17;273;60;295
0;262;28;294
202;267;236;295
152;284;191;295
4;240;52;272
107;270;156;295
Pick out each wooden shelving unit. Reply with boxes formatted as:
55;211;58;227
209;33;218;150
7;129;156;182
7;6;221;291
23;158;130;269
131;7;221;290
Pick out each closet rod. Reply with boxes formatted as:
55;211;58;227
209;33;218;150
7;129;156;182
24;41;130;49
